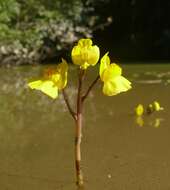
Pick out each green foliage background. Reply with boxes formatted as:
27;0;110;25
0;0;104;64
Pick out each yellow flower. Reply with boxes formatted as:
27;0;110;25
99;53;131;96
71;38;100;70
153;101;164;111
28;59;68;99
147;101;164;114
135;104;144;116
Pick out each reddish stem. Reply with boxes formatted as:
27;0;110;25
75;69;85;186
62;89;76;121
82;75;100;102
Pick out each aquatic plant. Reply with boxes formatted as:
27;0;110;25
135;101;164;116
0;0;112;65
135;101;164;128
28;38;131;187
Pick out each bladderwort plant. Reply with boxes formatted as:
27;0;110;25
28;38;132;187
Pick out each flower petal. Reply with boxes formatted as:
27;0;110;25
28;80;58;99
153;101;164;111
28;80;43;89
103;81;117;96
102;76;131;96
112;76;132;93
86;45;100;67
102;63;122;82
99;52;110;79
71;45;83;66
51;59;68;89
78;38;92;47
40;81;58;99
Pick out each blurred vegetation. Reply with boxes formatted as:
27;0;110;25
0;0;110;65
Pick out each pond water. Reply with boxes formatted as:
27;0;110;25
0;64;170;190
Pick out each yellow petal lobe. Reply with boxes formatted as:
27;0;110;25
39;80;58;99
102;76;131;96
28;80;58;99
99;52;110;79
28;80;43;89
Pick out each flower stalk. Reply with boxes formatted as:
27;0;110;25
61;68;99;187
75;69;85;186
82;75;100;102
62;89;77;121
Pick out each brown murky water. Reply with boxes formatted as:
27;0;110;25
0;64;170;190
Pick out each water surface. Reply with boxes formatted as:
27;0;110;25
0;64;170;190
